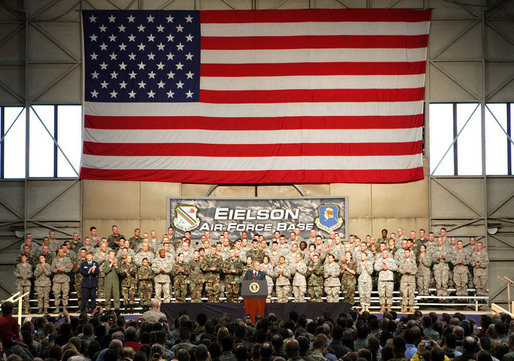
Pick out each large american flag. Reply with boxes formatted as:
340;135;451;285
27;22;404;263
81;9;430;184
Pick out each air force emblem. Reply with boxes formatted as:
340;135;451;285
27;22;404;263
315;204;344;233
173;206;200;232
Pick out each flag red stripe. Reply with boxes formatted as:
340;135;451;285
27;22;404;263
202;35;429;50
201;9;432;23
84;114;424;130
201;62;427;77
199;88;425;103
80;167;425;184
83;141;423;157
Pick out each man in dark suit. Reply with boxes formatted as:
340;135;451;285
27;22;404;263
244;261;267;281
80;251;99;314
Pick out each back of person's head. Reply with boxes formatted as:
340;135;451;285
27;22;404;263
181;326;192;342
289;310;299;323
109;339;124;354
234;343;247;361
430;347;445;361
296;336;310;356
6;355;22;361
381;345;394;361
313;336;328;352
342;330;355;350
126;326;138;341
357;348;372;361
404;328;417;345
150;344;163;358
196;344;210;361
422;316;432;328
104;349;119;361
491;341;509;360
261;341;273;359
134;351;148;361
251;343;262;361
477;350;492;361
392;337;406;357
462;336;477;353
112;330;125;343
1;301;13;316
48;344;63;360
177;347;191;361
332;325;344;341
122;347;135;361
453;326;464;340
444;333;458;349
221;336;234;352
271;333;284;350
62;348;79;361
357;322;370;339
368;337;380;354
197;313;208;326
208;341;221;360
285;339;300;358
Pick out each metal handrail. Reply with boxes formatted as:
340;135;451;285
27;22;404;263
2;291;29;325
497;276;513;314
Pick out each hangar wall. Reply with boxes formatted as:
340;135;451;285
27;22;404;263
0;0;512;307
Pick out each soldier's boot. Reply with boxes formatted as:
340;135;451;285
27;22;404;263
409;306;415;313
37;307;43;314
55;300;61;314
386;304;392;312
380;305;385;313
44;308;49;314
401;306;406;313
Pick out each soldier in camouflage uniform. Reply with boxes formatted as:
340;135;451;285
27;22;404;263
292;252;307;302
222;249;244;303
357;252;374;312
152;249;173;303
246;239;265;263
260;255;274;302
137;257;154;309
340;251;357;305
266;241;282;267
416;245;432;296
94;240;110;299
399;249;417;313
135;240;155;266
274;256;291;303
188;250;204;303
118;255;137;311
324;254;341;302
431;237;451;297
172;253;189;302
306;254;324;302
107;224;124;250
51;248;73;313
374;249;398;313
17;245;37;268
201;245;223;303
14;254;33;313
73;248;88;304
34;255;52;314
469;241;489;295
452;240;470;296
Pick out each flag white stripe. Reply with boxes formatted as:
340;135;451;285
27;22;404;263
84;128;423;145
201;21;430;37
201;48;427;64
200;74;426;91
82;154;422;171
84;101;423;117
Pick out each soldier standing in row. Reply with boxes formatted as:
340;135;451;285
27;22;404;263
432;237;451;297
292;252;307;302
137;257;154;309
375;249;397;313
51;248;73;313
14;254;33;314
223;249;244;303
188;250;204;302
452;240;469;296
306;254;324;302
201;245;223;303
399;249;417;313
118;255;137;311
324;254;340;303
34;255;52;314
275;256;291;303
73;248;87;305
357;252;374;312
340;251;357;305
153;249;173;303
261;255;274;303
103;250;120;312
417;245;432;296
470;241;489;295
172;253;189;302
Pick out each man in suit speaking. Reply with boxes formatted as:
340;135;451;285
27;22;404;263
244;261;267;281
80;250;99;314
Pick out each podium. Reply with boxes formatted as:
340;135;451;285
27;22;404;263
241;280;267;323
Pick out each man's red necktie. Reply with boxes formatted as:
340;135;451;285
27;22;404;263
253;272;256;281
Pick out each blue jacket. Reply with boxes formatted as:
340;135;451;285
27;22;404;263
80;260;99;288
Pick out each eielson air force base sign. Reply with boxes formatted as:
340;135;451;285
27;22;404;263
167;197;348;240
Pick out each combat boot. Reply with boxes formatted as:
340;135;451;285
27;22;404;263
409;306;415;313
380;305;385;313
386;304;392;312
37;308;43;314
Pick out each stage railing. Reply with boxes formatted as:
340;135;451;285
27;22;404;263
497;276;514;314
491;303;513;317
3;291;30;325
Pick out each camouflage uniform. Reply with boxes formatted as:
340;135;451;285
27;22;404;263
14;262;33;312
222;257;244;302
172;261;189;302
188;258;204;303
291;261;307;302
340;259;357;304
73;256;87;303
152;256;173;303
357;258;374;310
34;261;52;313
374;256;398;309
469;249;489;295
324;261;341;302
51;256;73;312
118;262;137;308
107;233;125;250
417;252;432;296
260;263;274;302
246;248;264;263
274;263;292;303
452;248;469;296
201;253;223;303
137;265;154;308
306;262;324;302
93;249;109;299
399;256;417;310
266;250;282;268
135;251;155;266
431;245;451;296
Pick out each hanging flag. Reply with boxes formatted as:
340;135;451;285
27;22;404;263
81;9;430;184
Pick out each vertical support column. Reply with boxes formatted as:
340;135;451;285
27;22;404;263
480;0;488;248
23;5;29;235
